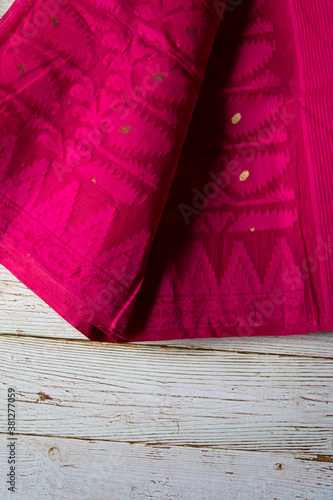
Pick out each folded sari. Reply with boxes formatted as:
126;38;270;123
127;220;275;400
0;0;332;342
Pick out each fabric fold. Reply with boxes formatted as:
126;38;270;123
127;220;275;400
0;0;224;340
0;0;333;343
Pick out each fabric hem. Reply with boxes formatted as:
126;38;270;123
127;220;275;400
122;322;333;343
0;0;34;44
0;241;120;342
1;240;331;344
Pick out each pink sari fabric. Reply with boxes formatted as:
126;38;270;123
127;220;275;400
0;0;332;343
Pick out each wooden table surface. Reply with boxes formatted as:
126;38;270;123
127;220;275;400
1;264;333;500
0;1;333;498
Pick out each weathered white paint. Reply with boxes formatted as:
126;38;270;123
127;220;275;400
1;264;333;498
1;333;333;450
1;435;333;500
0;0;11;16
0;334;333;453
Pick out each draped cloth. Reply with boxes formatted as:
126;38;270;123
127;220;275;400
0;0;332;342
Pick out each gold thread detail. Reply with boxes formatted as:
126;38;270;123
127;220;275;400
17;63;26;75
119;125;131;134
186;27;198;35
231;112;242;124
239;170;249;181
51;16;59;27
152;73;165;82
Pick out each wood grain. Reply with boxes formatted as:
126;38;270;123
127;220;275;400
0;335;333;453
1;435;332;500
1;264;333;498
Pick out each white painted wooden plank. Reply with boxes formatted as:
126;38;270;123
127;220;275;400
1;265;333;357
0;335;332;452
0;266;83;338
0;435;332;500
0;0;11;17
145;334;333;357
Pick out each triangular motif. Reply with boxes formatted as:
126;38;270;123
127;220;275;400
262;237;303;293
94;228;150;280
62;203;116;259
229;151;290;196
1;158;49;210
0;134;17;181
224;94;283;140
179;242;219;296
220;240;262;295
229;207;297;232
230;40;276;82
30;179;81;237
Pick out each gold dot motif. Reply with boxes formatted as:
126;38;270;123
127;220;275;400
119;125;131;134
239;170;249;181
17;62;26;75
152;73;165;82
250;227;255;232
231;112;242;124
92;177;96;183
51;16;59;27
186;26;198;35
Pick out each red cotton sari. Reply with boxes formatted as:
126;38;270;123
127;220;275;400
0;0;332;342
